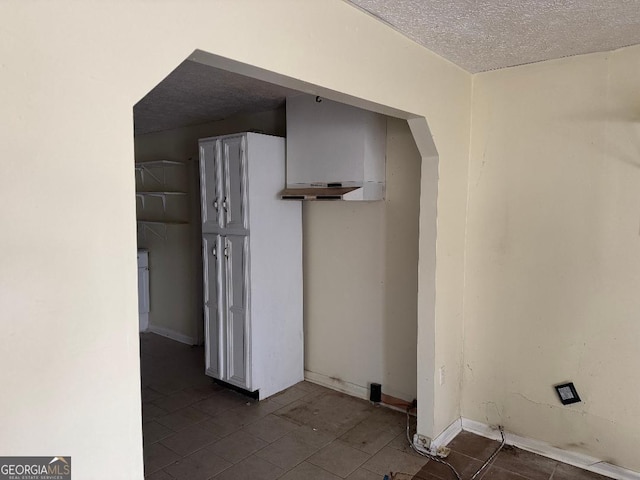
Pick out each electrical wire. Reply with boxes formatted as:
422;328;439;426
470;426;505;479
405;408;506;480
406;408;463;480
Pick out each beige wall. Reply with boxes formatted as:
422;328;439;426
463;45;640;471
305;117;421;401
134;110;286;342
0;1;471;477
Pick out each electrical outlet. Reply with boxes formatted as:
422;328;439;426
413;433;431;451
439;366;445;386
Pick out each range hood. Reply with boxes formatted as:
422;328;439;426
281;94;386;201
281;185;362;200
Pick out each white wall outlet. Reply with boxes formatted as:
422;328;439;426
413;433;431;452
439;366;445;386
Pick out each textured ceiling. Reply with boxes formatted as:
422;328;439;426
134;61;299;135
347;0;640;72
135;3;640;133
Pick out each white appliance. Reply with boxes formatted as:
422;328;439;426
199;132;303;399
137;249;149;332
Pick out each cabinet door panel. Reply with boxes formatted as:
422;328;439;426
224;235;249;388
200;140;222;231
222;136;247;230
203;234;224;379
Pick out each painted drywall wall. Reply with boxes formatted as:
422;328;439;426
463;45;640;472
305;117;421;401
0;1;471;477
134;110;285;344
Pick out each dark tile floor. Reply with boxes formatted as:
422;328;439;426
140;333;611;480
413;431;611;480
141;333;426;479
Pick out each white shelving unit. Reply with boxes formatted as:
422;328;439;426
135;160;186;184
135;191;187;210
136;220;189;239
135;160;189;239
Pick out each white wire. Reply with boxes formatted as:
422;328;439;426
405;409;462;480
405;409;506;480
470;426;505;480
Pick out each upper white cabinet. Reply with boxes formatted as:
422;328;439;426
199;140;222;231
199;133;303;399
222;136;249;231
285;94;386;201
199;137;247;232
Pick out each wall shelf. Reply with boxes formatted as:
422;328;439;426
136;191;187;210
135;160;186;185
137;219;189;225
137;220;189;240
135;159;189;240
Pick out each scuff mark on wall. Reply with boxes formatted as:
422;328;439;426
482;400;503;424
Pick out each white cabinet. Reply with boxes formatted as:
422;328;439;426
285;94;386;200
221;136;248;231
202;234;222;378
224;234;249;386
199;133;302;399
200;136;248;232
202;233;249;387
199;141;222;231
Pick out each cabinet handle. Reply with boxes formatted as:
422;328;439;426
213;199;219;210
224;246;229;259
212;246;217;258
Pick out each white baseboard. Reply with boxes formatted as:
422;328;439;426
461;418;640;480
304;370;369;400
431;418;463;449
148;324;196;346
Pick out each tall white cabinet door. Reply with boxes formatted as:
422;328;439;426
221;136;247;231
203;234;224;379
200;140;222;231
224;234;250;388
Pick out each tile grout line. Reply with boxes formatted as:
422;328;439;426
143;335;420;480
